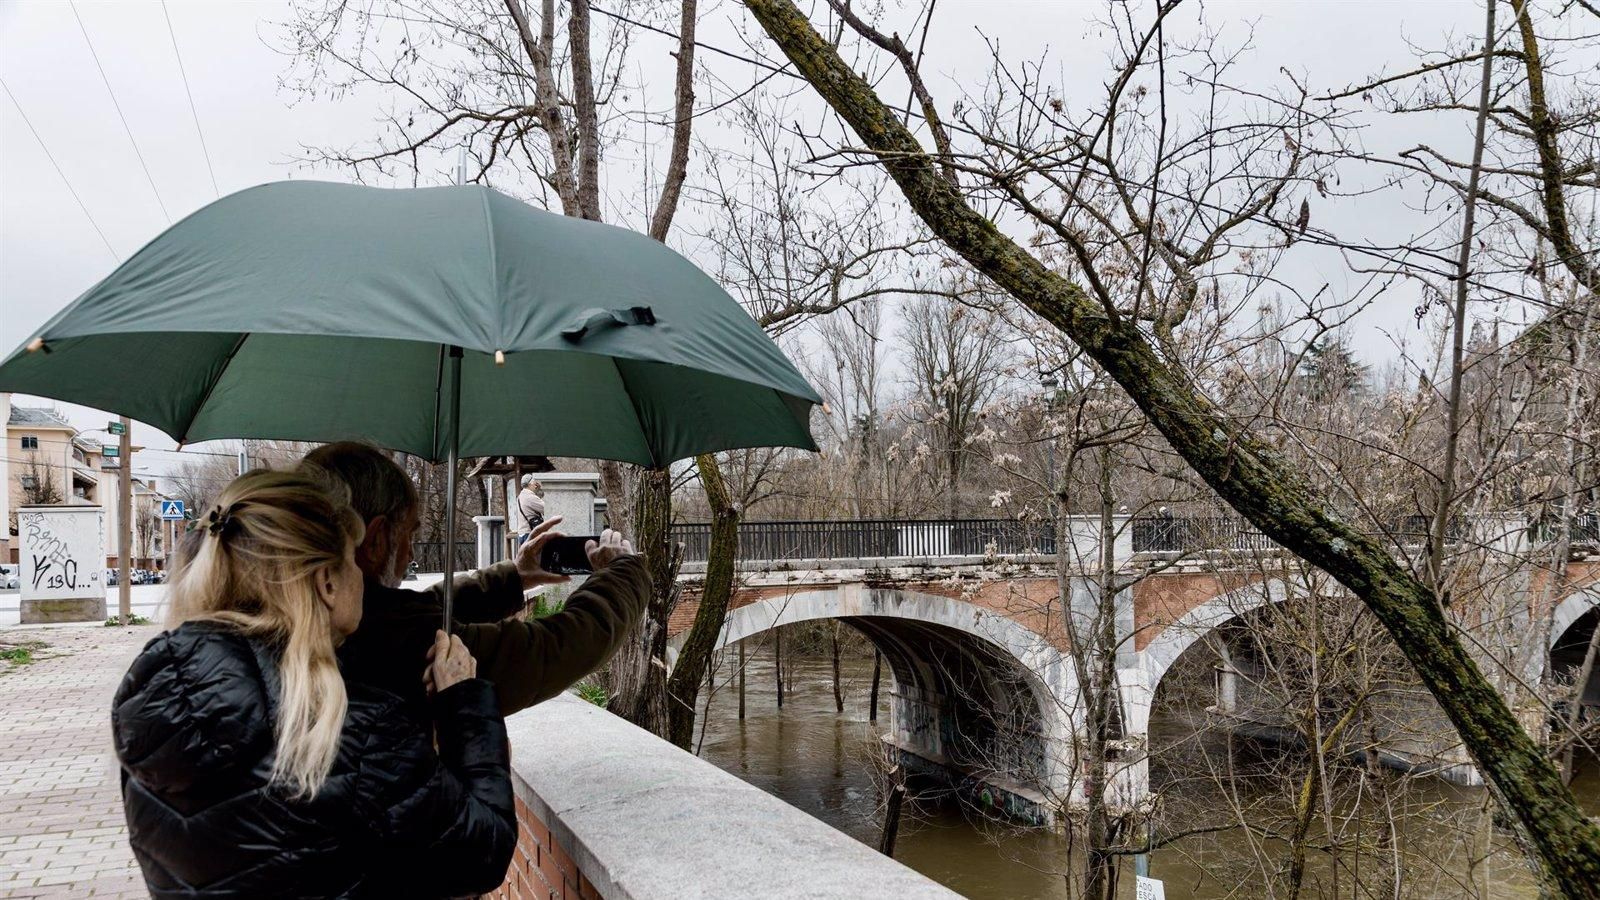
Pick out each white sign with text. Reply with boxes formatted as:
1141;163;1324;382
1135;876;1166;900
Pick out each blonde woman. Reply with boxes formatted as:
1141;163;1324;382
112;470;514;898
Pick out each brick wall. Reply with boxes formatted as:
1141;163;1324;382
484;796;601;900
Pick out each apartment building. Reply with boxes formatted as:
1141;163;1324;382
2;393;174;568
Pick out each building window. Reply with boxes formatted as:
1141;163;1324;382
20;435;39;450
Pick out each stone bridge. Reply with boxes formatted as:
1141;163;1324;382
660;516;1600;820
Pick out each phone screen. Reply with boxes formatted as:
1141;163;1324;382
540;535;598;575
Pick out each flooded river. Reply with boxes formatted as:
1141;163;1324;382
695;645;1600;899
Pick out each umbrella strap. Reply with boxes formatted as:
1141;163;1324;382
561;306;656;343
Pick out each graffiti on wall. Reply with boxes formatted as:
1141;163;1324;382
19;508;105;601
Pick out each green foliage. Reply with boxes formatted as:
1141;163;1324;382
105;614;153;627
1298;338;1370;400
525;593;564;621
0;641;44;665
573;680;608;707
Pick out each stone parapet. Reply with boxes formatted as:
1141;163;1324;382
488;692;960;899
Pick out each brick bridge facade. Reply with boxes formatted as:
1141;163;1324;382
662;549;1600;819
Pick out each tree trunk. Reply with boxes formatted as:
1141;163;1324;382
775;628;785;708
607;468;677;736
1427;0;1497;592
666;454;740;748
567;0;602;222
739;640;747;720
740;2;1600;890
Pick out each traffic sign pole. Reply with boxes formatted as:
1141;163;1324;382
117;417;131;626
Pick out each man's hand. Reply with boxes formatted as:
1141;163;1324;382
515;516;571;589
586;528;635;570
423;630;477;695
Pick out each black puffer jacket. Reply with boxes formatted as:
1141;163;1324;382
112;622;515;899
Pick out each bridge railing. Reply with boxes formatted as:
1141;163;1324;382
665;514;1484;564
411;541;477;573
1131;513;1470;553
669;518;1059;564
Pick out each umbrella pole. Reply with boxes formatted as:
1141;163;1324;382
442;346;464;631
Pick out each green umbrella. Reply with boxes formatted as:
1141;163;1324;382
0;180;820;624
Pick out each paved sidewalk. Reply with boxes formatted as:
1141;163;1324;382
0;625;154;899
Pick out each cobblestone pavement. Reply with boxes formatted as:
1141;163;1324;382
0;625;154;899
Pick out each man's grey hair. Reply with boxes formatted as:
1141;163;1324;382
520;474;537;488
300;442;417;524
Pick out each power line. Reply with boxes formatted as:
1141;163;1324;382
589;5;981;143
0;77;118;260
70;0;171;223
160;1;219;199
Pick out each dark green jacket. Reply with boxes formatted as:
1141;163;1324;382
338;557;650;715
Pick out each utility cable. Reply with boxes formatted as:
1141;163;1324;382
0;77;119;260
71;0;171;223
160;0;219;198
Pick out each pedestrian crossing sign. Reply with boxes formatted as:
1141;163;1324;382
159;500;186;521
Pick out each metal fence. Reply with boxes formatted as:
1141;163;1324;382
669;518;1058;564
1130;514;1467;554
414;514;1490;569
1531;512;1600;545
410;541;477;573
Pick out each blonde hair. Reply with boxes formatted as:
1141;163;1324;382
166;468;364;799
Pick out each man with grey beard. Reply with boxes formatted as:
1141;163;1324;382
301;442;650;715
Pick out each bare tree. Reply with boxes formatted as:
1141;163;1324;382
741;0;1600;891
900;290;1009;519
20;454;63;506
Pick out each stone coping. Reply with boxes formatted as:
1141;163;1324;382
504;693;960;899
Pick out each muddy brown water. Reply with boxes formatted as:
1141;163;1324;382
694;649;1599;899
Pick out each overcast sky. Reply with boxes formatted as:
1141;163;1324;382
0;0;1529;478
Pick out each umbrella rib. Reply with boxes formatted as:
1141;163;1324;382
429;343;446;463
610;357;660;469
478;186;503;348
181;332;250;444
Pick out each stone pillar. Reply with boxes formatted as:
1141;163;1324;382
1214;640;1239;715
538;473;601;607
474;515;506;568
540;473;601;534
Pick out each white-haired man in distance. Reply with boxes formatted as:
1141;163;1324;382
302;442;649;715
516;475;545;546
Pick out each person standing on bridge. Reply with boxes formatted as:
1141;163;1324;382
517;475;545;546
302;442;650;715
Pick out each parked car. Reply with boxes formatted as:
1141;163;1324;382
0;564;19;590
105;568;119;586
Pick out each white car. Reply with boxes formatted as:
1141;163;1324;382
0;564;19;590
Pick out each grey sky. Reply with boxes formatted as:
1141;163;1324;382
0;0;1523;476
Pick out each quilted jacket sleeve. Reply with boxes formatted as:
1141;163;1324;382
360;679;515;897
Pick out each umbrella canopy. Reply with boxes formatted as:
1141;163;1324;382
0;181;819;466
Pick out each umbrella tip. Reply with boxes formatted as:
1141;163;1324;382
494;349;506;366
25;336;46;354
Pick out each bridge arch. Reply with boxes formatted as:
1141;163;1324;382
668;584;1080;809
1551;590;1600;650
1128;578;1292;737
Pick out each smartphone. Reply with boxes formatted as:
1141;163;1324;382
540;535;598;575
